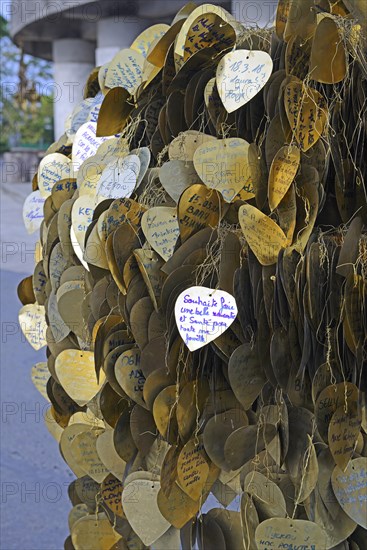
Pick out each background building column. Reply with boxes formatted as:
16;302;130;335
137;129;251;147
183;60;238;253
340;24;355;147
52;38;95;139
96;17;149;66
231;0;276;27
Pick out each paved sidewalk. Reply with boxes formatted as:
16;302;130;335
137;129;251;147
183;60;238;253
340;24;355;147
1;183;39;274
1;182;72;550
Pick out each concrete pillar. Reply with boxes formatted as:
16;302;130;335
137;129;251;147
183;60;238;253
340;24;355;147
52;39;95;139
231;0;276;27
137;1;184;19
95;17;149;66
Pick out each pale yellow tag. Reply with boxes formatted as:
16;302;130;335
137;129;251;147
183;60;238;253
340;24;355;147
96;429;127;479
78;155;107;198
122;480;170;546
31;362;50;401
19;304;47;350
60;423;93;478
193;138;252;202
38;153;73;198
23;191;45;234
71;513;121;550
131;24;170;58
284;80;327;152
168;131;216;162
177;438;209;501
115;348;146;407
174;4;235;65
71;195;95;256
72;121;112;166
310;16;346;84
55;350;105;406
217;50;273;113
268;145;300;211
239;204;287;265
70;428;110;483
105;48;145;93
255;518;327;549
141;206;180;261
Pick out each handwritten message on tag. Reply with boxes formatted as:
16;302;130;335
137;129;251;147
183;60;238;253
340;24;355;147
61;424;92;478
95;137;123;160
193;138;251;202
178;184;221;242
51;179;77;210
105;48;145;93
331;457;367;528
174;6;235;65
183;13;234;63
49;242;68;291
96;154;140;203
239;204;287;265
115;348;146;407
255;518;327;549
86;92;103;124
78;155;107;198
328;405;361;471
98;63;109;93
175;287;238;351
217;50;273;113
168;131;216;162
268;145;300;211
38;153;73;198
70;428;109;483
315;382;358;442
69;97;94;135
177;439;209;501
23;191;45;234
101;474;124;517
142;206;180;261
71;195;95;255
131;24;169;58
72;121;112;166
106;197;146;236
284;80;327;152
19;304;47;350
32;261;47;304
286;34;311;81
31;362;50;401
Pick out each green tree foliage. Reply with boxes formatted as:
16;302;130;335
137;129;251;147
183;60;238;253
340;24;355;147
0;15;54;152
